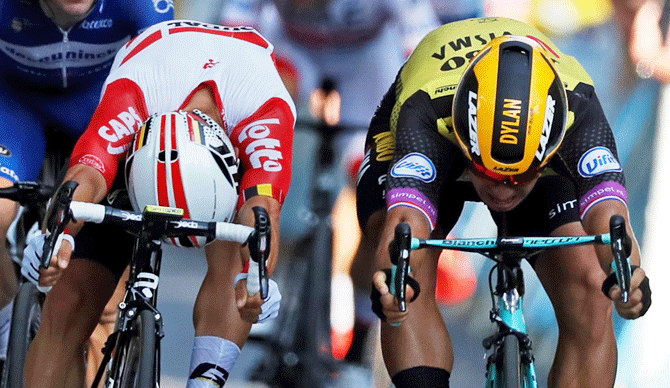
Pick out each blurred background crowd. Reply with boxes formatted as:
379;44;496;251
150;0;670;387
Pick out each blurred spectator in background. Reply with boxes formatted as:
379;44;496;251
485;0;624;117
626;0;670;83
220;0;439;364
615;1;670;387
430;0;484;24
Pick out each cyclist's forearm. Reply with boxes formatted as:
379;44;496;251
582;200;641;272
375;206;432;271
237;195;282;274
59;164;109;236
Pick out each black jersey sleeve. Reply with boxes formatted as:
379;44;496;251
385;90;465;230
549;83;627;218
356;82;397;230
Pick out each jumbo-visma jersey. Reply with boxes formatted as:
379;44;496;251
386;17;626;219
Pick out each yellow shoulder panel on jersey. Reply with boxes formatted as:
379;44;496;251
392;17;591;134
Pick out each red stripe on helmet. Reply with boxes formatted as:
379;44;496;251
157;113;170;208
161;113;184;246
169;115;200;247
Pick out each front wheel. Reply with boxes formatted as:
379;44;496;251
107;309;157;388
1;282;43;388
503;334;521;388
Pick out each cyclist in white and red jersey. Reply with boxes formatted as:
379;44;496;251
23;19;295;388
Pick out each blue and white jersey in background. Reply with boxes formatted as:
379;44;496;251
0;0;173;184
0;0;174;89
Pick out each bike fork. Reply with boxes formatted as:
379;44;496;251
484;290;538;388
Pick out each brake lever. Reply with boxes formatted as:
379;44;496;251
41;180;79;269
246;206;270;299
390;222;411;312
609;215;632;303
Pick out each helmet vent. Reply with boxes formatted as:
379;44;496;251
492;43;532;163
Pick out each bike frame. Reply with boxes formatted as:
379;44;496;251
90;205;187;387
96;224;167;387
482;254;538;387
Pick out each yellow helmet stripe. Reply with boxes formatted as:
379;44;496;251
472;45;499;170
524;52;556;168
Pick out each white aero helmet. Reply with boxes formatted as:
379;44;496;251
125;110;239;248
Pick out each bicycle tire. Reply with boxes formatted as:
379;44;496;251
109;309;157;388
1;282;42;388
503;334;522;388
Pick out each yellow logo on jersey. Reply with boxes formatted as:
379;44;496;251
373;131;395;162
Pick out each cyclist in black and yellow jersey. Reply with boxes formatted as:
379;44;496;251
356;17;652;387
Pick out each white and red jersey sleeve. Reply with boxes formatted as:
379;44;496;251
69;78;149;190
231;97;294;208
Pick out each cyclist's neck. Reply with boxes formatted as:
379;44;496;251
39;0;96;30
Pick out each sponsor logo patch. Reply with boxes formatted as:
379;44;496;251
536;95;556;160
189;363;228;387
390;153;436;182
97;107;143;155
153;0;174;14
467;91;480;156
577;147;621;177
81;19;113;29
237;118;283;172
0;145;11;157
0;166;18;181
373;131;394;161
79;154;106;173
548;199;577;219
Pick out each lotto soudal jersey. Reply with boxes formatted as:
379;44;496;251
0;0;174;89
70;20;296;207
365;17;625;229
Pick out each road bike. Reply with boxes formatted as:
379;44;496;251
41;181;271;388
249;82;340;387
248;79;368;387
388;213;632;387
0;181;54;388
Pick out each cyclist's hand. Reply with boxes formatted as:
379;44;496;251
234;273;281;324
371;270;417;326
607;266;651;319
21;233;74;293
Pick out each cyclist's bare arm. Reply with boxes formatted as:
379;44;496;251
372;205;431;325
54;164;108;235
39;164;107;281
583;199;647;318
583;199;640;270
231;194;281;323
237;194;281;274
